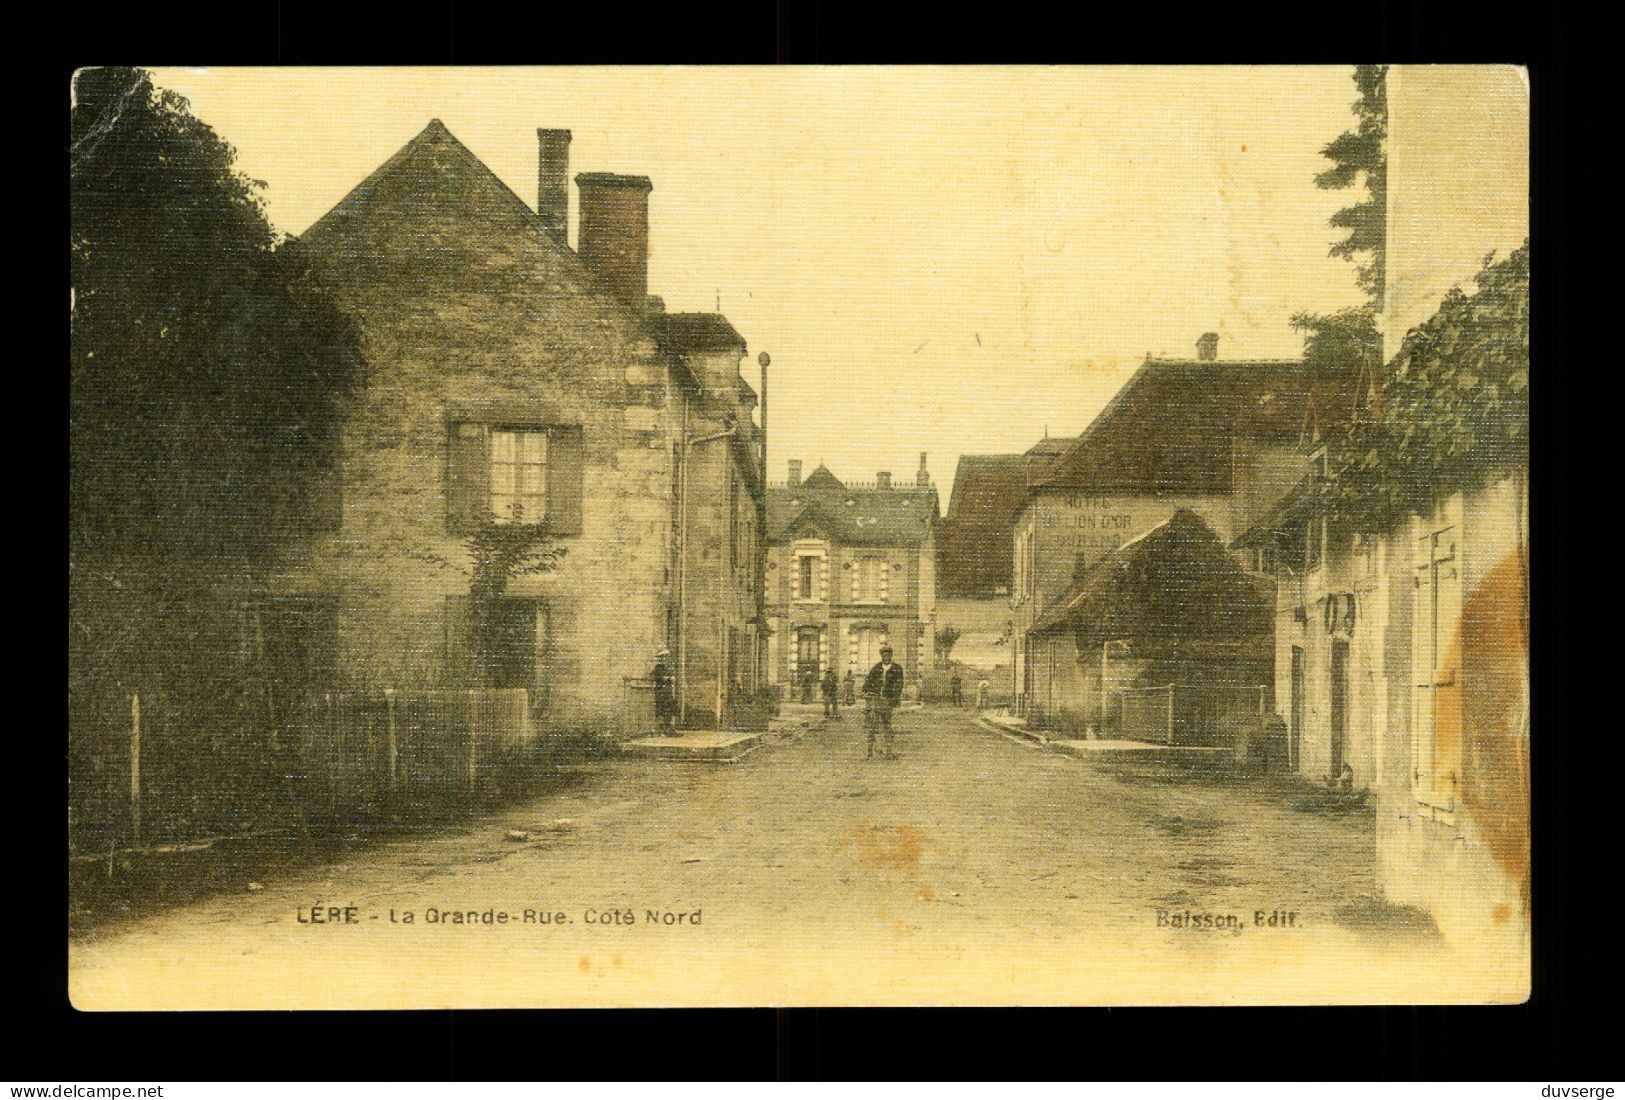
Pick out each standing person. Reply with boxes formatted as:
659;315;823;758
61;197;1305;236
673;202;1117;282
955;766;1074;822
1262;712;1290;772
976;677;989;711
861;645;905;759
821;666;841;718
949;672;963;707
843;669;856;706
652;649;678;737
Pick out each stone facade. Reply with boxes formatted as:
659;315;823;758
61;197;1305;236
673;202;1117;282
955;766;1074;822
764;460;939;697
271;120;763;738
1007;351;1346;717
1241;68;1529;973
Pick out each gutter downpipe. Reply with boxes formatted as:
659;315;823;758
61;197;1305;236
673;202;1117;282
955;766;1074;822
682;421;739;730
677;394;689;724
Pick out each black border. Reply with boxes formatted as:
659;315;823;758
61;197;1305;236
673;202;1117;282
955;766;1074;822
41;0;1594;1082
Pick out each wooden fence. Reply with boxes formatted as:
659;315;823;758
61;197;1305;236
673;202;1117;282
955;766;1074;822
69;687;543;859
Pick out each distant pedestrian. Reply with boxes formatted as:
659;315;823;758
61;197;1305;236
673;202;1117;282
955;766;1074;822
862;645;905;759
976;678;989;710
1260;712;1289;771
843;670;856;706
652;649;678;736
822;666;841;718
949;672;963;707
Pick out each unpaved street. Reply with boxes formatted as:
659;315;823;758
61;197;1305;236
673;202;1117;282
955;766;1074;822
71;705;1469;1007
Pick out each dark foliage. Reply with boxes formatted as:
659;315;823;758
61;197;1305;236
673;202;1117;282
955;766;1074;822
1315;64;1387;303
1322;242;1530;533
70;67;360;562
1291;66;1387;373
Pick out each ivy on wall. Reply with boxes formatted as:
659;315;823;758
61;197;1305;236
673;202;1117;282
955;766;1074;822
1322;241;1530;535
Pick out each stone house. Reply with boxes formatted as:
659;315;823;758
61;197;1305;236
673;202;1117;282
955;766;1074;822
1236;67;1529;967
1009;338;1351;718
1025;509;1272;742
764;458;939;696
265;119;764;737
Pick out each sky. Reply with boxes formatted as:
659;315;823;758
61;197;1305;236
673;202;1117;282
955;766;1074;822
148;66;1370;498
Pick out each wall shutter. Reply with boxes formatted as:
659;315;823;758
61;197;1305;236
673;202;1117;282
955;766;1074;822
548;425;585;536
444;595;475;688
447;422;490;534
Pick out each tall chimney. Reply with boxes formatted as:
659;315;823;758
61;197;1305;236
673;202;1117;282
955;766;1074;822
876;471;892;490
576;172;653;311
916;452;929;487
536;129;572;240
787;459;802;487
1196;332;1220;361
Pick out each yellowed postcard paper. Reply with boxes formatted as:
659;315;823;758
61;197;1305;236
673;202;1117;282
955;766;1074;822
69;65;1530;1007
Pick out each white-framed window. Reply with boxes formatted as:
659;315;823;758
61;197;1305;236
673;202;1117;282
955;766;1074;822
1241;545;1277;577
490;428;548;525
1014;526;1034;602
849;624;889;672
852;555;889;604
1412;495;1463;818
791;540;827;603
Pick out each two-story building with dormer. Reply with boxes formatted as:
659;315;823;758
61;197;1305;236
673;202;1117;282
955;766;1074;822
764;458;939;697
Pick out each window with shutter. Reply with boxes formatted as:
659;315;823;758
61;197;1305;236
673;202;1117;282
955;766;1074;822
490;429;548;524
445;421;584;536
446;422;490;534
1412;497;1463;817
546;424;584;535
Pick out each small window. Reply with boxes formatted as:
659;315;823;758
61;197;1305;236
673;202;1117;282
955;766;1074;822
490;429;548;525
798;556;815;600
854;556;888;603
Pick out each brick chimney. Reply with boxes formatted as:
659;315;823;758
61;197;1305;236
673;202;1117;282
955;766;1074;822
576;172;653;311
536;129;572;240
1196;332;1220;361
916;452;929;487
876;471;892;489
787;459;802;487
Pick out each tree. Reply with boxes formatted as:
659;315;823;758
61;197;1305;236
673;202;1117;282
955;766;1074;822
934;625;962;668
70;67;360;564
1290;66;1388;376
1316;64;1387;304
1321;243;1529;535
412;516;568;688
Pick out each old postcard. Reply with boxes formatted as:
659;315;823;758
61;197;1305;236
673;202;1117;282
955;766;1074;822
68;65;1530;1008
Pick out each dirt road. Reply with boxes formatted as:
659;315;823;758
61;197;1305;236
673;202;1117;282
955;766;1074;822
72;705;1488;1007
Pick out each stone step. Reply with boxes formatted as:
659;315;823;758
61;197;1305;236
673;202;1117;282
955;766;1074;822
619;730;767;763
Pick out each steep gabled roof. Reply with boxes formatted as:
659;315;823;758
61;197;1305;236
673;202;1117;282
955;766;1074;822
1036;357;1359;495
302;119;557;252
939;454;1028;598
767;468;938;548
664;313;747;355
1030;509;1271;646
799;465;846;492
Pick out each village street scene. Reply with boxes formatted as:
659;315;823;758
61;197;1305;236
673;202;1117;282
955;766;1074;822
68;66;1530;1007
